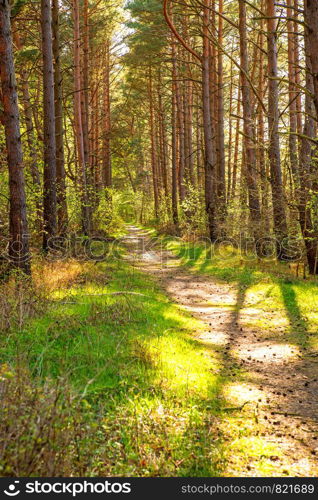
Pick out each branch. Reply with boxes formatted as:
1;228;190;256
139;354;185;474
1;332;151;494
163;0;201;62
207;30;267;114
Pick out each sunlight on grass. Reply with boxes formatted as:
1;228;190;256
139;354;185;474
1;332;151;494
2;235;318;476
0;256;230;476
225;435;282;476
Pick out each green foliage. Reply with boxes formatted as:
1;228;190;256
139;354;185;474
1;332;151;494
180;184;207;236
94;189;126;237
16;47;40;65
11;0;28;18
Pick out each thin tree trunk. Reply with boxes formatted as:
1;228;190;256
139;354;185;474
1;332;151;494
257;13;269;234
102;41;112;188
304;0;318;119
267;0;288;256
176;50;186;203
81;0;90;173
227;51;234;201
287;0;299;189
171;33;178;224
13;30;42;229
13;32;41;191
238;0;262;249
293;0;302;155
231;85;241;200
73;0;90;235
52;0;68;235
299;3;318;274
158;69;169;201
41;0;57;251
216;0;226;223
148;67;159;218
202;0;217;241
0;0;30;273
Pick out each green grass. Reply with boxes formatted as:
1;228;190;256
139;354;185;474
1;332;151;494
2;231;317;476
0;256;230;476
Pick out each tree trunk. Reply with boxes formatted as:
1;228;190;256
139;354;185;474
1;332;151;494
286;0;299;189
52;0;68;235
171;33;178;225
304;0;318;119
81;0;90;171
267;0;288;257
257;7;269;234
148;67;159;218
238;0;262;250
231;81;241;200
73;0;91;235
299;4;318;274
202;0;217;241
294;0;302;154
0;0;30;273
41;0;57;251
216;0;226;224
176;49;186;203
102;41;112;188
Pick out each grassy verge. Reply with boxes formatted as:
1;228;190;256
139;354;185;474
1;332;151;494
1;231;317;476
132;230;318;476
0;254;230;476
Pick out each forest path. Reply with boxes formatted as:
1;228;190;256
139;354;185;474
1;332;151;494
122;225;318;477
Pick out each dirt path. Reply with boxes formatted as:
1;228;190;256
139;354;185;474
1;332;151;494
122;226;318;476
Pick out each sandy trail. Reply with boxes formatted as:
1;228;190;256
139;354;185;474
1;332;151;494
122;225;318;476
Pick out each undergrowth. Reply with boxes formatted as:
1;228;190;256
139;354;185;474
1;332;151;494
0;255;228;476
1;228;317;476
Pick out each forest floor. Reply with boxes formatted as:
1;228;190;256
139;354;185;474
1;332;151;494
122;225;318;476
1;225;318;476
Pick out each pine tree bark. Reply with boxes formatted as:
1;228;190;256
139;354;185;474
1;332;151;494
73;0;91;235
216;0;226;224
102;41;112;188
299;4;318;274
41;0;57;251
203;0;217;241
52;0;68;235
304;0;318;119
286;0;299;187
238;0;262;249
148;67;159;217
266;0;288;257
0;0;30;273
171;33;178;225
